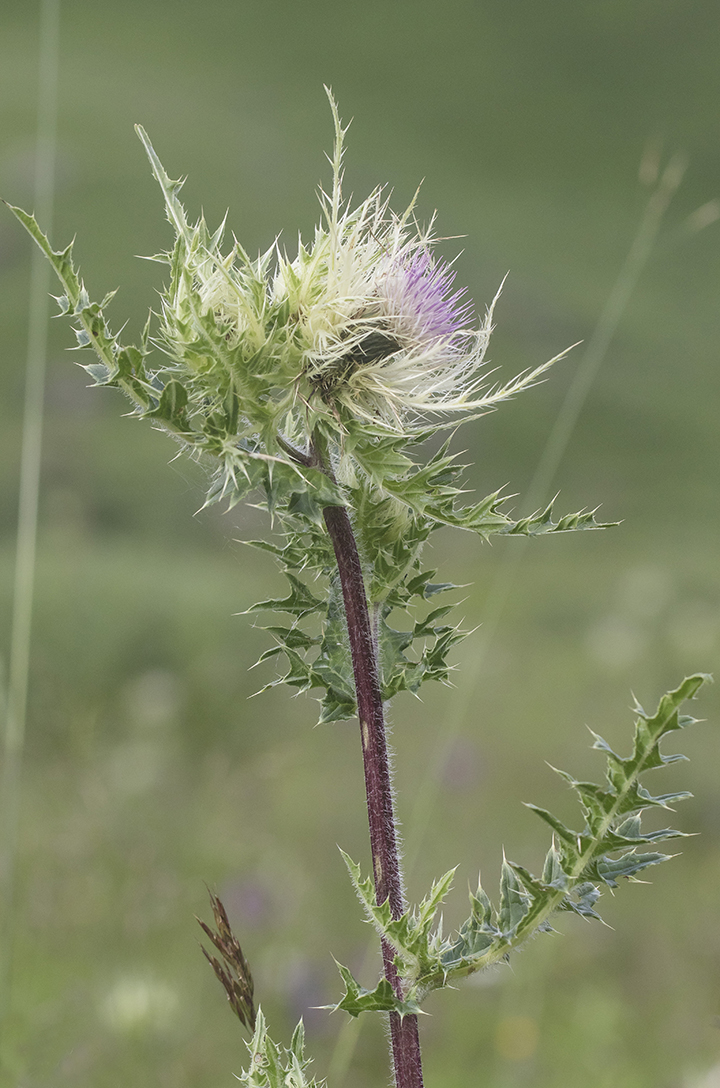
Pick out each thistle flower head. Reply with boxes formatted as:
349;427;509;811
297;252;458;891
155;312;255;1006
267;93;559;435
139;90;562;474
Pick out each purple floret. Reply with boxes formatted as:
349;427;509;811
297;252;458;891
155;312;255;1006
381;251;473;346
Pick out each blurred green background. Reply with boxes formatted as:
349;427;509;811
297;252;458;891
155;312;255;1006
1;0;719;1085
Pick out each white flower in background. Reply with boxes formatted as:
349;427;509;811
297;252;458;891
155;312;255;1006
101;976;178;1033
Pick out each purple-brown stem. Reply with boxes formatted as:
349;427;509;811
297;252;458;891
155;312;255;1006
322;502;424;1088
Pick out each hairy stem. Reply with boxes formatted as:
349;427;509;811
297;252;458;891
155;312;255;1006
322;501;424;1088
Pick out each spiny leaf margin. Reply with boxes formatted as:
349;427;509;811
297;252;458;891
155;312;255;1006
236;1008;326;1088
332;675;710;1012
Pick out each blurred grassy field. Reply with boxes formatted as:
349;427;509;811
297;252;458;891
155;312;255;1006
1;1;719;1086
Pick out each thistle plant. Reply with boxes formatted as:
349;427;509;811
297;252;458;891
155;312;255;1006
6;91;710;1088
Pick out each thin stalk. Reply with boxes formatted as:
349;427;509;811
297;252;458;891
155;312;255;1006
320;498;424;1088
281;431;424;1083
0;0;61;1048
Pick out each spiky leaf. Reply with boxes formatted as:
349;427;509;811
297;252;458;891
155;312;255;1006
236;1009;325;1088
333;676;710;1013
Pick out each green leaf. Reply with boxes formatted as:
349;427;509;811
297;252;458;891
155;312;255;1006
499;500;615;537
328;963;420;1019
337;675;710;1013
146;379;190;429
6;204;81;304
498;857;531;933
135;125;192;245
593;850;671;887
245;574;325;618
523;805;578;846
236;1008;324;1088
